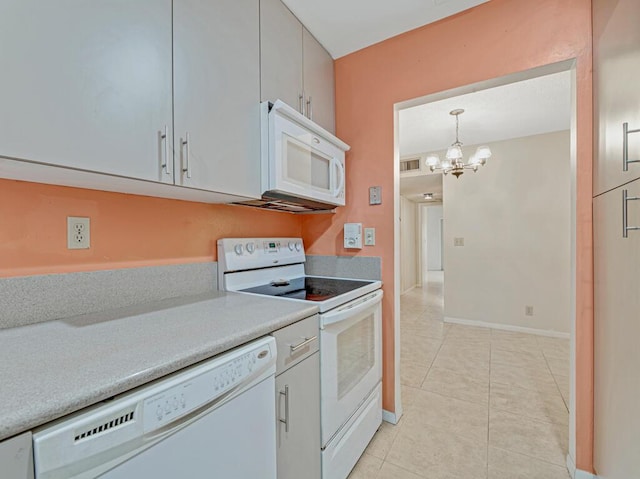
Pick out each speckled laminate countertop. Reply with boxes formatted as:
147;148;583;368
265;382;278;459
0;291;318;442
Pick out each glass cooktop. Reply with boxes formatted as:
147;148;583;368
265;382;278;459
241;276;374;302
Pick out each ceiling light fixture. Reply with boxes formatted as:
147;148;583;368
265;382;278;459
423;193;434;200
425;109;491;178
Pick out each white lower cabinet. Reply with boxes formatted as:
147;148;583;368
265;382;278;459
0;432;33;479
276;353;321;479
593;177;640;478
271;316;321;479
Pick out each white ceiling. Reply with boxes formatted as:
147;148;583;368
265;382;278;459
399;70;572;203
281;0;489;58
399;70;572;157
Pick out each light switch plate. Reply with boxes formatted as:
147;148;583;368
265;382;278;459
454;237;464;247
369;186;382;205
364;228;375;246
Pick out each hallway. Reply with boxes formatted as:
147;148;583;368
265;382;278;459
349;272;571;478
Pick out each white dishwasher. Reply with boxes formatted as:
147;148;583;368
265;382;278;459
32;336;277;479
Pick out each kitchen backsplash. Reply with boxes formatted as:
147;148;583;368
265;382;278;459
0;263;217;329
0;255;381;329
305;255;382;281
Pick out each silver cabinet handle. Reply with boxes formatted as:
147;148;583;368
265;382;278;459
279;385;289;432
623;189;640;238
160;126;170;175
290;336;317;353
307;96;313;120
181;132;191;179
623;122;640;171
299;93;305;116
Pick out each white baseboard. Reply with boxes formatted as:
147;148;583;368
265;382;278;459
566;454;598;479
382;409;400;425
401;285;417;295
444;316;570;339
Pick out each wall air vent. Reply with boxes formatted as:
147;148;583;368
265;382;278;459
400;157;421;172
73;410;135;442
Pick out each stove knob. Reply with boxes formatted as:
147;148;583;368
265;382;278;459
288;241;295;251
295;242;302;252
246;242;255;254
234;244;244;255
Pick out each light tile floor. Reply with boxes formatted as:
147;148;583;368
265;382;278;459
349;271;571;479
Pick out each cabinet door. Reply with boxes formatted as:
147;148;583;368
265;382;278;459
0;1;174;183
593;0;640;195
303;28;336;134
593;178;640;478
0;432;33;479
260;0;304;113
173;0;260;198
276;353;321;479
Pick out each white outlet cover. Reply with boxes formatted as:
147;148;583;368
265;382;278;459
67;217;90;249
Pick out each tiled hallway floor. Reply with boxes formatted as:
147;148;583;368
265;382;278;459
349;272;571;479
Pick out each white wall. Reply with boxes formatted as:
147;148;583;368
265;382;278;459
425;205;443;271
443;131;571;334
400;195;418;293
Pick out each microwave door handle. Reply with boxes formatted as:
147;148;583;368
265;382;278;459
321;290;383;328
332;158;345;197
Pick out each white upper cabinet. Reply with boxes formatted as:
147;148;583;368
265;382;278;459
260;0;304;114
303;28;336;134
593;0;640;195
173;0;261;198
0;0;174;184
260;0;336;133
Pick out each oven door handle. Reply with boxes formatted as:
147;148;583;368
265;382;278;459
321;290;383;328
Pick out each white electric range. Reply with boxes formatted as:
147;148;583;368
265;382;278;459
218;238;383;479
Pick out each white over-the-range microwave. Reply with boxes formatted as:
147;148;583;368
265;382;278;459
235;100;350;213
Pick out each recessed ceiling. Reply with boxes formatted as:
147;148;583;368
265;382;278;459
281;0;489;58
400;173;443;204
399;70;572;157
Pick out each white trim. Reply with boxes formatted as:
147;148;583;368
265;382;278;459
392;106;403;429
567;454;598;479
576;471;598;479
444;316;570;339
382;409;400;425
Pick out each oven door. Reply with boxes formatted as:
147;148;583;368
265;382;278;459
319;290;383;446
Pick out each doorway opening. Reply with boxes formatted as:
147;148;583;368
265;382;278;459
388;60;577;476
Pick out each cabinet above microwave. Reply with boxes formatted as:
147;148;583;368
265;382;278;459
234;100;350;214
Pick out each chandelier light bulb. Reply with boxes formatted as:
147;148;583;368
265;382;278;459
426;154;441;167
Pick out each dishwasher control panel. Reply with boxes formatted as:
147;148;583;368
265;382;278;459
142;344;274;433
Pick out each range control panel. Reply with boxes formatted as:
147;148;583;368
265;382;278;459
217;238;306;273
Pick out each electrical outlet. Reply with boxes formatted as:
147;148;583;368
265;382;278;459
525;305;534;316
364;228;376;246
454;237;464;247
67;217;90;249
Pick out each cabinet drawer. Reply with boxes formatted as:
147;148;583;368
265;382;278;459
272;315;319;374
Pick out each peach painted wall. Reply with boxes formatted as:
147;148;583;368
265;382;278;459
0;179;302;277
303;0;594;471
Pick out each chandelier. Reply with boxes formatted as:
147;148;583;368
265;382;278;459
425;109;491;178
